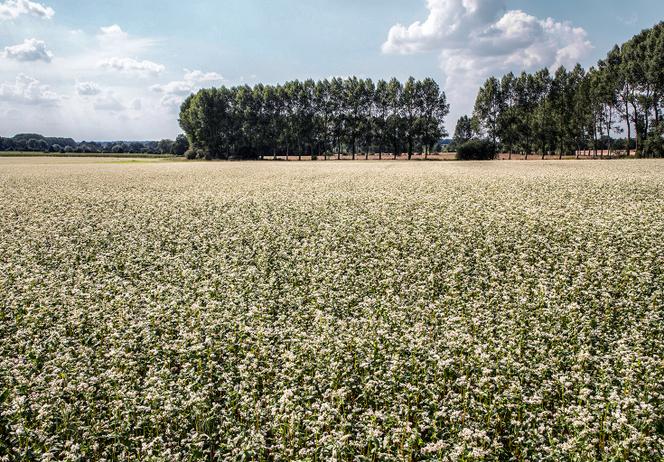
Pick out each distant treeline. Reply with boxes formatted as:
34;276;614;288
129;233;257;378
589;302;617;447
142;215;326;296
0;133;189;156
179;77;450;160
462;21;664;158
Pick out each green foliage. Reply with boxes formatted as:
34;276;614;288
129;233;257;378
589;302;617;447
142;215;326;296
455;139;497;160
173;134;189;156
157;139;175;155
453;115;474;146
470;21;664;158
643;123;664;156
179;77;449;160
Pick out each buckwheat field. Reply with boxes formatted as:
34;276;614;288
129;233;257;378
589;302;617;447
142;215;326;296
0;157;662;461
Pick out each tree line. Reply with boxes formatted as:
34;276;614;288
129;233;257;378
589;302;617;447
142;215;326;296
464;22;664;158
0;133;189;156
179;77;450;160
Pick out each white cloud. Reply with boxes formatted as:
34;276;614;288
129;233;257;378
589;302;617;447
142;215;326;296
382;0;505;54
151;69;223;109
0;0;53;20
97;24;129;49
159;93;184;109
92;92;125;111
0;73;60;105
3;38;53;62
150;80;194;96
75;81;101;96
183;69;224;83
382;0;593;122
96;24;157;55
98;57;165;76
88;90;143;113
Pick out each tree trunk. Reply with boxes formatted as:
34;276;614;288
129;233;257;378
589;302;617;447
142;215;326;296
631;101;640;156
593;131;598;159
625;105;631;157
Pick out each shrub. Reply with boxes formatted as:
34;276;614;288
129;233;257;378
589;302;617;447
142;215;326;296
173;135;190;156
456;139;497;160
185;147;210;160
642;125;664;158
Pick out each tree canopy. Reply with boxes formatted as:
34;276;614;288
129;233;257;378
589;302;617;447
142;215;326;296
469;22;664;158
179;77;450;160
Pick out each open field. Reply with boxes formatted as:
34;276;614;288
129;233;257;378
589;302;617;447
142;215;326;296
1;158;663;460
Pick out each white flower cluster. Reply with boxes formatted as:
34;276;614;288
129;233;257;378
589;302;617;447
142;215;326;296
0;158;662;461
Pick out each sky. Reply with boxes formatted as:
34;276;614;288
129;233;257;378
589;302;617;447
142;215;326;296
0;0;662;141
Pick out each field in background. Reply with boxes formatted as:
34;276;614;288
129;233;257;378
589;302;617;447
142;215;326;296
1;158;662;460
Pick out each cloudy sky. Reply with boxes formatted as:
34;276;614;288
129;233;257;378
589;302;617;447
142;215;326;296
1;0;662;141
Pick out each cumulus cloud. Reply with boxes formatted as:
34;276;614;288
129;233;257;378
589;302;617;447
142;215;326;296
0;73;60;105
383;0;505;54
382;0;593;120
98;57;165;76
3;38;53;62
0;0;53;20
151;69;224;109
75;81;101;96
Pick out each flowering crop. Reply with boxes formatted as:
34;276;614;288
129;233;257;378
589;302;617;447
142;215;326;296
0;158;662;461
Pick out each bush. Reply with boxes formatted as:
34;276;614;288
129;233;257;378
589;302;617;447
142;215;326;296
173;135;189;156
185;148;210;160
456;139;497;160
642;125;664;158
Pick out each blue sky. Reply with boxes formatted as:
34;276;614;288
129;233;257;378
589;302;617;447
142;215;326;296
1;0;662;140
